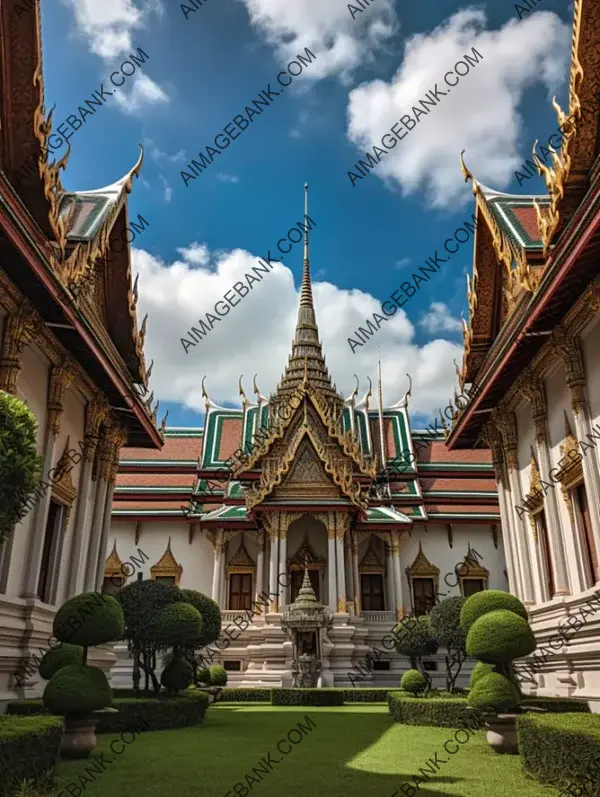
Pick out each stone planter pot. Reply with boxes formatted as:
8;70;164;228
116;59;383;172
200;686;223;705
60;708;118;759
485;713;519;754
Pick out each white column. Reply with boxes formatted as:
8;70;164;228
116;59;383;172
94;478;116;591
533;415;570;595
268;529;279;612
256;532;265;603
506;462;537;605
386;545;396;612
335;527;346;612
327;527;337;611
212;543;222;603
352;537;360;614
278;527;288;605
570;398;600;563
391;531;403;621
21;424;57;597
67;450;95;595
497;480;521;597
84;478;109;591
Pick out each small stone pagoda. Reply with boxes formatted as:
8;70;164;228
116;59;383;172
281;567;332;687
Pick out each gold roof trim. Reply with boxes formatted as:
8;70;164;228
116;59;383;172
150;537;183;585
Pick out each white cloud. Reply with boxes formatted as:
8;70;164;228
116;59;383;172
395;257;411;270
159;175;172;202
64;0;169;111
217;173;240;183
146;140;186;164
238;0;399;81
346;9;570;205
132;242;463;417
419;302;462;335
113;73;169;114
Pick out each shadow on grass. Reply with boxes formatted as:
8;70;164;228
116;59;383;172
54;705;557;797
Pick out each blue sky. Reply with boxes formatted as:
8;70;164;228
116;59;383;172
42;0;572;430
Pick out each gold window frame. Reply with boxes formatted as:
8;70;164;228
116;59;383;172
150;537;183;585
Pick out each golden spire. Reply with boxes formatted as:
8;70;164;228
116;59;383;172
273;183;342;407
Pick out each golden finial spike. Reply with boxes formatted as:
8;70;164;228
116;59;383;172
460;149;476;195
145;358;154;384
239;375;248;404
124;144;144;194
160;410;169;433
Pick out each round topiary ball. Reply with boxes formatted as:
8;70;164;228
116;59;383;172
460;590;528;630
180;590;221;648
43;664;112;715
401;669;426;695
155;602;203;647
469;661;495;690
53;593;124;648
467;672;520;713
161;658;194;692
466;609;536;663
208;664;227;687
39;643;84;680
196;667;211;685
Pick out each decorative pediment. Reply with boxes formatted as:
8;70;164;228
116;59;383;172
226;538;256;573
460;545;489;580
104;539;124;579
150;537;183;585
359;541;384;574
51;437;78;525
557;413;584;523
288;536;326;571
524;452;545;518
405;542;440;582
273;438;341;500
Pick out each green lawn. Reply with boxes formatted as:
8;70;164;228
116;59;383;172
55;704;561;797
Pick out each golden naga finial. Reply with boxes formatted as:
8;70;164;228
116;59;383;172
160;409;169;433
145;358;154;383
253;374;260;400
460;149;477;196
138;313;148;349
351;374;359;402
239;375;248;407
124;144;144;194
133;273;139;304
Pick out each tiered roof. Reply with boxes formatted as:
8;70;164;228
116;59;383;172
114;186;498;526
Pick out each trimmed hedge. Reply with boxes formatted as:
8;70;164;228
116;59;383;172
388;693;484;728
6;692;209;732
271;689;344;706
520;696;590;713
519;713;600;794
220;688;271;702
341;689;391;703
0;715;63;797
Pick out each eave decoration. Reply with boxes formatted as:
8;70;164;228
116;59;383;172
226;538;256;573
460;151;542;321
150;537;183;585
405;542;440;591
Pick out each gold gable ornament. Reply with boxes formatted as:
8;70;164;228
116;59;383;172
359;541;384;574
459;544;489;592
556;413;584;524
226;538;256;574
150;538;183;585
51;437;78;525
524;452;545;540
405;542;440;592
104;539;125;580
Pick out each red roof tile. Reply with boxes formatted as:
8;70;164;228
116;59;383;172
115;472;196;488
120;435;203;462
417;442;492;464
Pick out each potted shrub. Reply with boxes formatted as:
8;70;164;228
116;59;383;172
0;391;42;545
39;643;84;681
205;664;227;704
401;669;427;695
43;592;124;758
462;591;536;754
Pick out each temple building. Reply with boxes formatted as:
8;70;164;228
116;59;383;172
447;0;600;708
0;0;162;709
109;187;506;688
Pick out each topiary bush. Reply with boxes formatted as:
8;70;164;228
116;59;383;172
387;692;487;730
180;589;221;648
0;391;43;546
116;579;183;693
469;661;494;690
42;664;112;716
430;596;467;692
53;592;124;650
271;689;344;706
468;672;520;713
401;669;427;695
196;667;211;685
155;602;203;649
394;615;438;688
39;643;84;680
208;664;227;687
161;658;194;693
460;590;528;630
466;610;536;664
